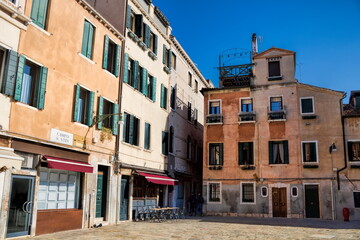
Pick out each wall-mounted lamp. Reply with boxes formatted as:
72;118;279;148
329;143;337;154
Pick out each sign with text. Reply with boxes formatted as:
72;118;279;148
50;129;73;146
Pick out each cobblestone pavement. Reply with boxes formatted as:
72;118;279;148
18;216;360;240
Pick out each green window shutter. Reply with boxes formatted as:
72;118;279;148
151;76;156;102
153;34;158;55
126;5;132;29
81;21;90;57
132;60;139;89
348;142;353;161
160;84;164;108
129;115;135;144
269;142;273;164
123;53;129;83
162;44;166;64
144;123;150;150
141;68;148;96
122;112;128;142
85;91;95;126
239;143;244;165
97;96;104;129
310;143;317;162
36;67;48;109
283;141;289;164
73;84;81;122
3;50;18;96
249;142;254;165
168;49;172;68
114;44;121;77
30;0;40;24
103;35;109;70
112;103;119;135
144;24;150;48
162;131;168;155
134;14;143;37
36;0;48;29
164;86;168;109
219;143;224;165
86;23;94;59
14;55;26;101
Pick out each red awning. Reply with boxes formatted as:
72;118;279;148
137;171;177;185
43;156;93;173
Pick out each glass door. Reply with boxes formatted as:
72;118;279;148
6;175;34;238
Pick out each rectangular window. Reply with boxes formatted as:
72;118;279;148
187;102;192;121
37;168;80;210
268;61;280;78
149;31;156;53
122;112;140;146
194;108;198;126
194;80;198;93
241;98;253;112
302;141;317;163
103;35;120;76
73;85;94;126
209;143;223;165
170;87;176;109
144;122;151;150
160;84;168;109
30;0;49;29
101;99;112;129
81;20;95;59
188;72;192;87
209;100;221;115
238;142;254;165
348;142;360;161
208;182;221;203
96;97;119;135
354;192;360;208
300;97;314;114
241;183;255;203
163;45;172;70
171;53;176;70
14;56;48;109
269;140;289;164
162;131;168;155
270;97;283;111
129;11;135;32
356;96;360;108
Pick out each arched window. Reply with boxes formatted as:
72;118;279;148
169;126;174;153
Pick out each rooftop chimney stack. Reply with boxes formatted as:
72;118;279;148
252;33;258;55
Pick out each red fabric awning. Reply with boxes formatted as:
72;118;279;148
137;171;177;185
43;156;93;173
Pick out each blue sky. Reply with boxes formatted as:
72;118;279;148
155;0;360;101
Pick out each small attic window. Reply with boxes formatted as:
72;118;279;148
356;96;360;108
267;57;282;81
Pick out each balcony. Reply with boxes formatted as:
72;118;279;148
206;114;223;124
219;63;254;88
238;112;256;122
268;106;286;121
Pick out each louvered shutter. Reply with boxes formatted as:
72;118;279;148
85;91;94;126
3;50;18;96
153;34;158;55
126;5;132;29
97;96;104;129
37;67;48;109
122;112;128;142
123;53;129;83
132;60;139;89
112;103;119;135
14;55;25;101
73;84;81;122
114;44;121;77
151;76;156;102
141;68;148;96
103;35;109;70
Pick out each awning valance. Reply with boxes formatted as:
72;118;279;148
43;156;93;173
137;171;177;185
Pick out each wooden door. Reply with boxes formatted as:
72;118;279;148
305;185;320;218
96;171;104;218
272;187;287;217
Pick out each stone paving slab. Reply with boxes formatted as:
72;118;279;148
16;216;360;240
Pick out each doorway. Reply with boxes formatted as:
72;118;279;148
6;175;35;238
96;166;108;219
119;176;129;221
272;187;287;217
305;185;320;218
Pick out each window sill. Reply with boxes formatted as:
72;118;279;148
15;102;39;111
102;69;117;78
121;141;142;150
240;165;255;170
302;163;319;168
268;119;286;122
206;122;223;125
240;201;256;205
78;53;95;64
163;66;171;74
143;148;152;153
30;22;51;36
269;163;289;166
137;41;147;51
74;122;89;128
267;76;283;81
238;121;256;124
208;165;222;170
148;51;157;60
302;114;317;119
168;152;175;157
349;162;360;168
207;201;222;204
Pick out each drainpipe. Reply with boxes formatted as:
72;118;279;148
115;0;129;223
336;92;347;190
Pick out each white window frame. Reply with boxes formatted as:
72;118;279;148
207;182;222;204
239;97;253;113
240;182;256;204
301;140;319;164
348;140;360;163
208;99;222;115
269;95;284;111
300;96;315;115
260;186;268;197
291;186;298;197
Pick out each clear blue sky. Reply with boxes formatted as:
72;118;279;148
155;0;360;101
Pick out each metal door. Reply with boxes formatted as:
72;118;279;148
305;185;320;218
119;178;128;220
272;187;287;217
6;175;34;238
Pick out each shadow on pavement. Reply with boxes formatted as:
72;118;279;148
188;216;360;230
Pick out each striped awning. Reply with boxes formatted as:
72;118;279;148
43;155;93;173
137;171;177;185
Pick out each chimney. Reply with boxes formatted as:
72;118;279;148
252;33;258;54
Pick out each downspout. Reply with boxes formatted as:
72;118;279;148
115;0;129;223
336;92;347;190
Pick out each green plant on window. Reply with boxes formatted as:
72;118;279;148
100;127;113;142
